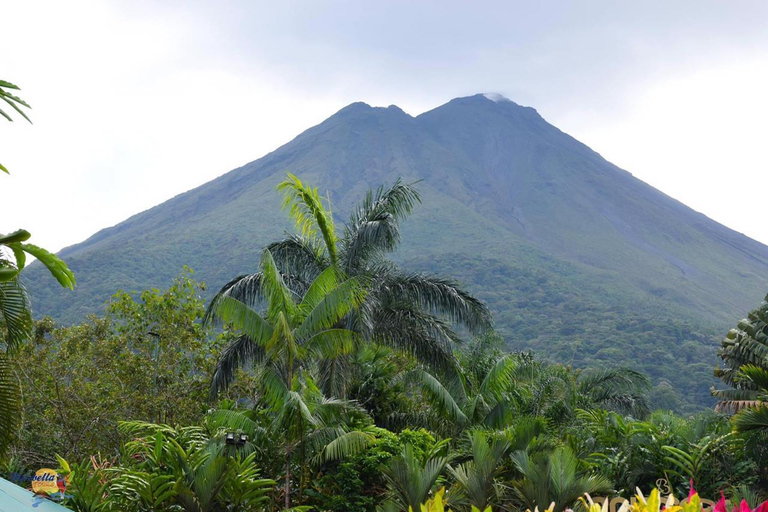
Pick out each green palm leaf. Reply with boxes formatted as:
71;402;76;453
211;296;274;345
13;243;75;289
295;276;365;339
732;403;768;432
0;352;20;455
210;334;266;398
413;368;468;426
303;328;360;359
0;278;32;351
384;273;492;334
342;179;421;270
277;173;338;265
260;249;298;324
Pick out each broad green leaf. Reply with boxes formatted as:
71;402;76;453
18;243;75;289
0;267;19;282
0;229;31;244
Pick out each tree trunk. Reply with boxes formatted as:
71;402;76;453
285;453;291;510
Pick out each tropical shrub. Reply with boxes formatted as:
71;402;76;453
12;271;226;467
60;420;275;512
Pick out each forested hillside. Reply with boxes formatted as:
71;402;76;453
24;94;768;409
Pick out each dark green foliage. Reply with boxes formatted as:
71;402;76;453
714;294;768;412
309;428;437;512
11;271;228;467
571;409;758;499
511;446;612;512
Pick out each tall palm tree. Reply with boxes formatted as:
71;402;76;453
206;174;492;396
206;247;373;508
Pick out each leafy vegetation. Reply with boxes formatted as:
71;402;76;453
3;174;768;512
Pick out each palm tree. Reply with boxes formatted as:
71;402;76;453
511;446;612;512
414;354;520;436
206;247;373;508
575;367;651;419
511;356;651;424
110;421;274;512
380;441;450;511
448;431;511;511
206;174;492;397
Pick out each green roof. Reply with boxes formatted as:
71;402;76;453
0;478;71;511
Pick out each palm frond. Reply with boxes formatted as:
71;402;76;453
342;178;421;270
297;265;342;319
260;249;298;324
204;273;264;326
295;277;365;339
732;403;768;433
373;306;459;372
277;173;338;265
0;278;32;351
737;364;768;392
511;447;612;512
268;234;328;281
315;354;352;399
578;367;651;418
412;368;468;426
210;334;266;398
210;296;273;346
14;243;75;289
479;355;518;401
0;352;20;455
317;429;376;463
303;328;360;359
0;80;31;124
383;273;492;334
204;408;261;436
448;431;510;511
382;444;448;511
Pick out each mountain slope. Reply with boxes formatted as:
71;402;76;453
25;94;768;409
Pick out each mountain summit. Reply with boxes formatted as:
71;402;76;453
25;94;768;408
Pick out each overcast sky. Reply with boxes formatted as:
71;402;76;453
4;0;768;252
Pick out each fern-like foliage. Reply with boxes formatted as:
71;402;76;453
713;294;768;414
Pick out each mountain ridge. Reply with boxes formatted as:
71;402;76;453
25;93;768;409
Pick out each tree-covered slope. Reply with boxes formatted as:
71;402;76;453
24;94;768;409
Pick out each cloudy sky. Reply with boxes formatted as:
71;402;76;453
4;0;768;251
